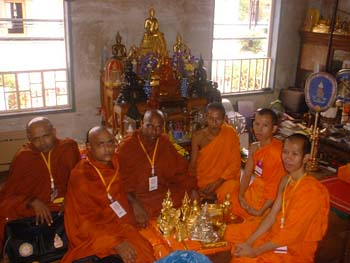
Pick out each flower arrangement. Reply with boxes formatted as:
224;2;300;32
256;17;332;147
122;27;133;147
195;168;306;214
139;52;159;80
171;51;196;78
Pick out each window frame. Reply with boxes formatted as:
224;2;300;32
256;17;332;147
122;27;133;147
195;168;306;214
211;0;280;96
0;0;74;117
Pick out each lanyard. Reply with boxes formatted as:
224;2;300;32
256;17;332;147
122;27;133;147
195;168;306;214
138;135;159;176
40;151;55;190
280;173;306;228
88;159;118;203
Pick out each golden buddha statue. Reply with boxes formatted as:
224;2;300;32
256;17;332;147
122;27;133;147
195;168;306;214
173;33;189;54
157;190;176;236
180;192;191;222
140;7;168;58
112;32;127;60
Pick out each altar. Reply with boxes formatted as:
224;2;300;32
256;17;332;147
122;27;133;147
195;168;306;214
100;7;220;137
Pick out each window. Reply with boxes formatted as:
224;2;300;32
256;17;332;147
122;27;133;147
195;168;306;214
6;1;24;34
0;0;72;115
211;0;277;95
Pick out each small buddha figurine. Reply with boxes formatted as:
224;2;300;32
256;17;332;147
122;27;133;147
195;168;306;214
157;190;176;236
127;45;139;72
112;32;127;60
140;7;168;58
173;33;188;54
158;57;180;97
221;193;236;224
191;55;208;97
180;192;191;222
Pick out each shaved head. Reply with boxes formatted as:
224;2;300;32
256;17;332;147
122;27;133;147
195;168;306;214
86;126;115;165
142;109;165;144
26;117;53;134
143;109;164;123
26;116;56;152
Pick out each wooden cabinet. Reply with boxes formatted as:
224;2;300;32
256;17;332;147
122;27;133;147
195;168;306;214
296;31;350;88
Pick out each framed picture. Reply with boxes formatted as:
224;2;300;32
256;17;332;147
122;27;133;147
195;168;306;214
305;72;337;112
336;69;350;100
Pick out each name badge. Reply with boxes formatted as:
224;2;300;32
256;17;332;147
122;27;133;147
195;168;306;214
149;175;158;191
254;160;263;177
110;200;127;218
274;246;288;254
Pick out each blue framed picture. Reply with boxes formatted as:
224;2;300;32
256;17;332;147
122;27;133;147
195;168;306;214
336;69;350;101
305;72;337;112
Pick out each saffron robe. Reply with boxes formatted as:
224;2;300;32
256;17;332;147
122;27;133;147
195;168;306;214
62;155;155;263
0;138;80;249
229;176;329;263
196;124;241;202
231;139;285;219
116;130;197;217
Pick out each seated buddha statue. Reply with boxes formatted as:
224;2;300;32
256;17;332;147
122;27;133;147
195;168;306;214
140;7;168;58
112;31;127;60
191;55;208;97
158;57;180;97
173;33;188;55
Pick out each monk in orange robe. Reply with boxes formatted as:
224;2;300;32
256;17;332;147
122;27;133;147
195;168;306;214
228;134;329;263
228;108;285;221
0;117;80;250
62;126;155;263
190;102;241;202
116;109;197;228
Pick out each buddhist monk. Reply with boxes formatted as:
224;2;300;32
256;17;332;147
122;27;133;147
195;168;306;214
227;108;285;221
62;126;155;263
229;133;329;262
190;102;241;203
116;109;197;228
0;116;80;250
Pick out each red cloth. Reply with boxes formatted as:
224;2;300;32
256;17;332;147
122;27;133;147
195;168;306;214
321;176;350;214
0;138;80;249
62;155;155;263
116;130;197;217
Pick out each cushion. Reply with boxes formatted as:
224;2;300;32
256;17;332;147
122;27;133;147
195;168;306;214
338;163;350;184
321;176;350;214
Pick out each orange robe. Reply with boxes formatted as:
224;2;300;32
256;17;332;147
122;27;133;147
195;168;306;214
62;155;155;263
230;176;329;263
116;130;197;217
196;124;241;202
0;138;80;250
231;138;285;219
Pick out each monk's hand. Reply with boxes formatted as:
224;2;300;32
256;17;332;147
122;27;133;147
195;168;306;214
29;198;53;226
234;243;256;258
131;200;148;228
238;195;249;210
115;241;137;263
246;206;262;216
201;178;225;196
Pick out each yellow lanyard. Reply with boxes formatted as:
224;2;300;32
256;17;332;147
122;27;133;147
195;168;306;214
138;135;159;176
88;159;118;203
40;151;55;190
280;173;306;228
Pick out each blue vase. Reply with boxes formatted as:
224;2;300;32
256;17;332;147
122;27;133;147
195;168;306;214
180;78;188;97
144;80;151;98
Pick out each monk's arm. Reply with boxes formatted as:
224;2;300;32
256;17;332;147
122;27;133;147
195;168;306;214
189;131;201;177
238;150;254;206
127;192;148;228
247;199;274;217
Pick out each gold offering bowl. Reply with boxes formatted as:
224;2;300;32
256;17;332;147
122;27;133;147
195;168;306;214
206;204;224;227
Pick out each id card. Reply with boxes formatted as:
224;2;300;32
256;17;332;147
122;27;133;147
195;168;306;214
149;175;158;191
110;200;127;218
254;160;263;177
274;246;287;254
